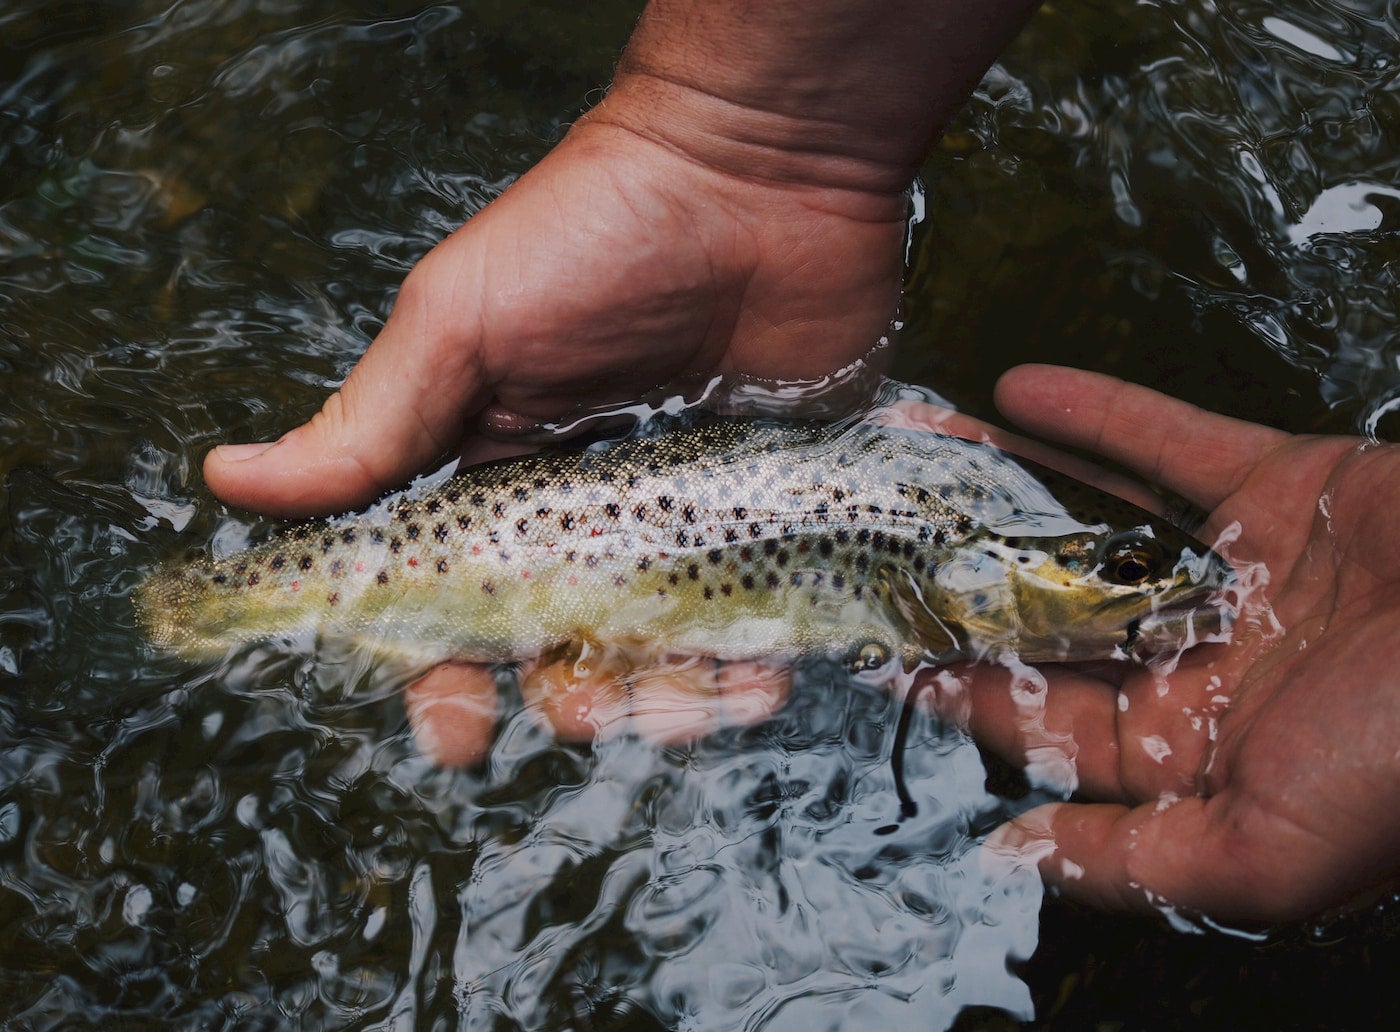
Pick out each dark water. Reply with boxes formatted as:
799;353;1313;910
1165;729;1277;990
2;0;1397;1028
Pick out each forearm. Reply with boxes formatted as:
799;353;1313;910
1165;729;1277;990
587;0;1042;196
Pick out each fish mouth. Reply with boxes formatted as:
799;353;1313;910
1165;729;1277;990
1123;592;1234;658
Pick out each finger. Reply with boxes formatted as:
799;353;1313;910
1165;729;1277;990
928;661;1125;798
204;245;492;517
993;365;1288;511
876;400;1167;513
984;794;1344;922
403;660;502;767
935;650;1235;802
521;648;790;744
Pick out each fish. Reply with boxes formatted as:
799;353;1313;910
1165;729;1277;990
134;417;1233;671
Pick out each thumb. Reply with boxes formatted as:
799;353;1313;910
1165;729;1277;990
203;265;489;517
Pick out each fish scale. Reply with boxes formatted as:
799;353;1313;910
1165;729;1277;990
135;418;1232;667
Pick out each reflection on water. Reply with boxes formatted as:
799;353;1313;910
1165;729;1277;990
2;0;1398;1027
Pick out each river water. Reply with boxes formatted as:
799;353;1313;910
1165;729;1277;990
1;0;1397;1028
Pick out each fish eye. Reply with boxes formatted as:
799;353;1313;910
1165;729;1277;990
1100;533;1165;586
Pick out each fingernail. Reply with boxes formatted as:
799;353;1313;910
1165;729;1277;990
213;441;277;463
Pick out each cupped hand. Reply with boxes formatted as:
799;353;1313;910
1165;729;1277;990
203;105;907;519
960;364;1400;923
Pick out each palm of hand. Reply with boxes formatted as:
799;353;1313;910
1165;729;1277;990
980;368;1400;922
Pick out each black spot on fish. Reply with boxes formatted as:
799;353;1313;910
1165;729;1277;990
856;529;871;545
790;572;803;586
675;530;689;548
321;536;334;554
212;573;226;585
481;580;495;595
749;522;763;539
446;488;461;503
247;573;260;586
832;573;845;590
234;561;247;575
516;518;529;536
687;563;700;581
471;492;486;506
389;538;403;554
560;513;575;531
426;498;441;514
330;559;344;575
604;503;621;520
457;515;471;531
585;554;600;568
492;501;506;518
818;539;834;558
765;572;780;589
299;556;313;571
703;586;714;600
328;591;339;606
668;573;680;586
658;495;674;512
733;505;747;519
633;504;648;521
934;528;947;545
434;524;449;542
513;486;529;502
377;570;390;585
407;524;421;540
437;558;449;573
741;573;755;590
707;549;723;564
721;583;733;596
775;550;789;566
871;531;885;548
341;528;357;544
682;505;697;524
763;540;779;557
269;555;286;571
371;529;384;544
565;550;577;563
637;556;651;572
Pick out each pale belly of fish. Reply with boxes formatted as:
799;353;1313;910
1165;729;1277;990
135;419;1233;669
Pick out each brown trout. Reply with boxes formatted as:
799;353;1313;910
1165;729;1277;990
135;418;1232;669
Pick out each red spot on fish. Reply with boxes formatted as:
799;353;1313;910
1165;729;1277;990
590;528;604;537
521;570;531;580
408;557;419;567
567;574;578;586
355;561;366;573
290;580;300;591
471;545;483;555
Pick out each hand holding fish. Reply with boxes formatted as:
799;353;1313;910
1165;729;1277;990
200;0;1041;519
960;364;1400;924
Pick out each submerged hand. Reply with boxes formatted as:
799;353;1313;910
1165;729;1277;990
960;365;1400;923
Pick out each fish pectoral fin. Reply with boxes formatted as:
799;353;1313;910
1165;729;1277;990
872;564;964;664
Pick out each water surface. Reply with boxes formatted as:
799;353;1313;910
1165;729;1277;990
2;0;1398;1027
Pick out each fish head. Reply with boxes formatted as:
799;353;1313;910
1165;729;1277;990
894;451;1236;664
990;520;1235;662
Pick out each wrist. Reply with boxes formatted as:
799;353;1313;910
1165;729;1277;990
581;0;1042;197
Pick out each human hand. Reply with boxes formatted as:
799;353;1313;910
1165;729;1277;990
958;364;1400;923
202;103;908;519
